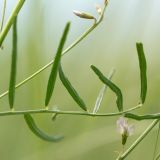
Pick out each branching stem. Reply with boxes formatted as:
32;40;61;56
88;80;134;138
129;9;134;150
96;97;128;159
0;4;107;99
116;119;159;160
0;0;7;32
0;104;140;117
153;122;160;160
0;2;158;158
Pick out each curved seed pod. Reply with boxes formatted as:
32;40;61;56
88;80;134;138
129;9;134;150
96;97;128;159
45;22;70;106
91;65;123;112
24;114;63;142
136;43;147;104
59;64;87;111
9;17;18;109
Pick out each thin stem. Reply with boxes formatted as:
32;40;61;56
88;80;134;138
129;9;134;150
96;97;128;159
0;104;141;117
0;3;108;99
153;122;160;160
0;0;25;47
117;119;159;160
125;113;160;120
0;0;7;32
156;153;160;160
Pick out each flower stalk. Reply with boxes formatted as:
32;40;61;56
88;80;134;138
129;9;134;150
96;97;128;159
117;119;159;160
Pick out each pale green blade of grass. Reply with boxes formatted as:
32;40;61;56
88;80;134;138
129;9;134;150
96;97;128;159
93;68;115;114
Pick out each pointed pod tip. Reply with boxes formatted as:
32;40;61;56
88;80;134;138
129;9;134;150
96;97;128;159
52;135;64;142
45;99;49;107
66;21;71;28
64;22;71;34
136;42;143;47
90;64;94;69
83;106;87;111
79;103;87;111
90;65;97;73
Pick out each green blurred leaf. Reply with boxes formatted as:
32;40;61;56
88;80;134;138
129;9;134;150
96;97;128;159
24;114;63;142
45;22;70;106
91;65;123;111
93;68;115;114
136;43;147;104
8;17;18;109
59;64;87;111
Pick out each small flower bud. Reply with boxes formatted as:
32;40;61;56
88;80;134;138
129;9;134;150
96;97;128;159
95;4;102;15
104;0;109;5
73;10;96;20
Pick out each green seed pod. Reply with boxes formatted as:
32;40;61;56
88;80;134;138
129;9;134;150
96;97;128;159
122;133;128;145
73;10;96;20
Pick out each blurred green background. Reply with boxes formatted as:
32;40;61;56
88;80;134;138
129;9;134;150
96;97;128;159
0;0;160;159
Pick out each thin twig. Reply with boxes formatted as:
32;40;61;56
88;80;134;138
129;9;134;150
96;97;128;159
153;122;160;160
93;68;115;114
0;3;108;99
155;153;160;160
0;104;141;117
0;0;7;32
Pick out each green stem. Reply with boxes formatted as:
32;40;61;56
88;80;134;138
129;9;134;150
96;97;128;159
0;0;7;32
117;119;159;160
0;0;25;47
153;122;160;160
0;104;140;117
155;153;160;160
0;3;107;99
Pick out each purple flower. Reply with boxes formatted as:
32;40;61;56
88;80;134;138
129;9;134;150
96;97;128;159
117;117;134;145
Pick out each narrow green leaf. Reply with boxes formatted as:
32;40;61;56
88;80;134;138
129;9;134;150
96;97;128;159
136;43;147;104
8;17;18;109
24;114;63;142
93;68;115;114
91;65;123;111
59;64;87;111
45;22;70;106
